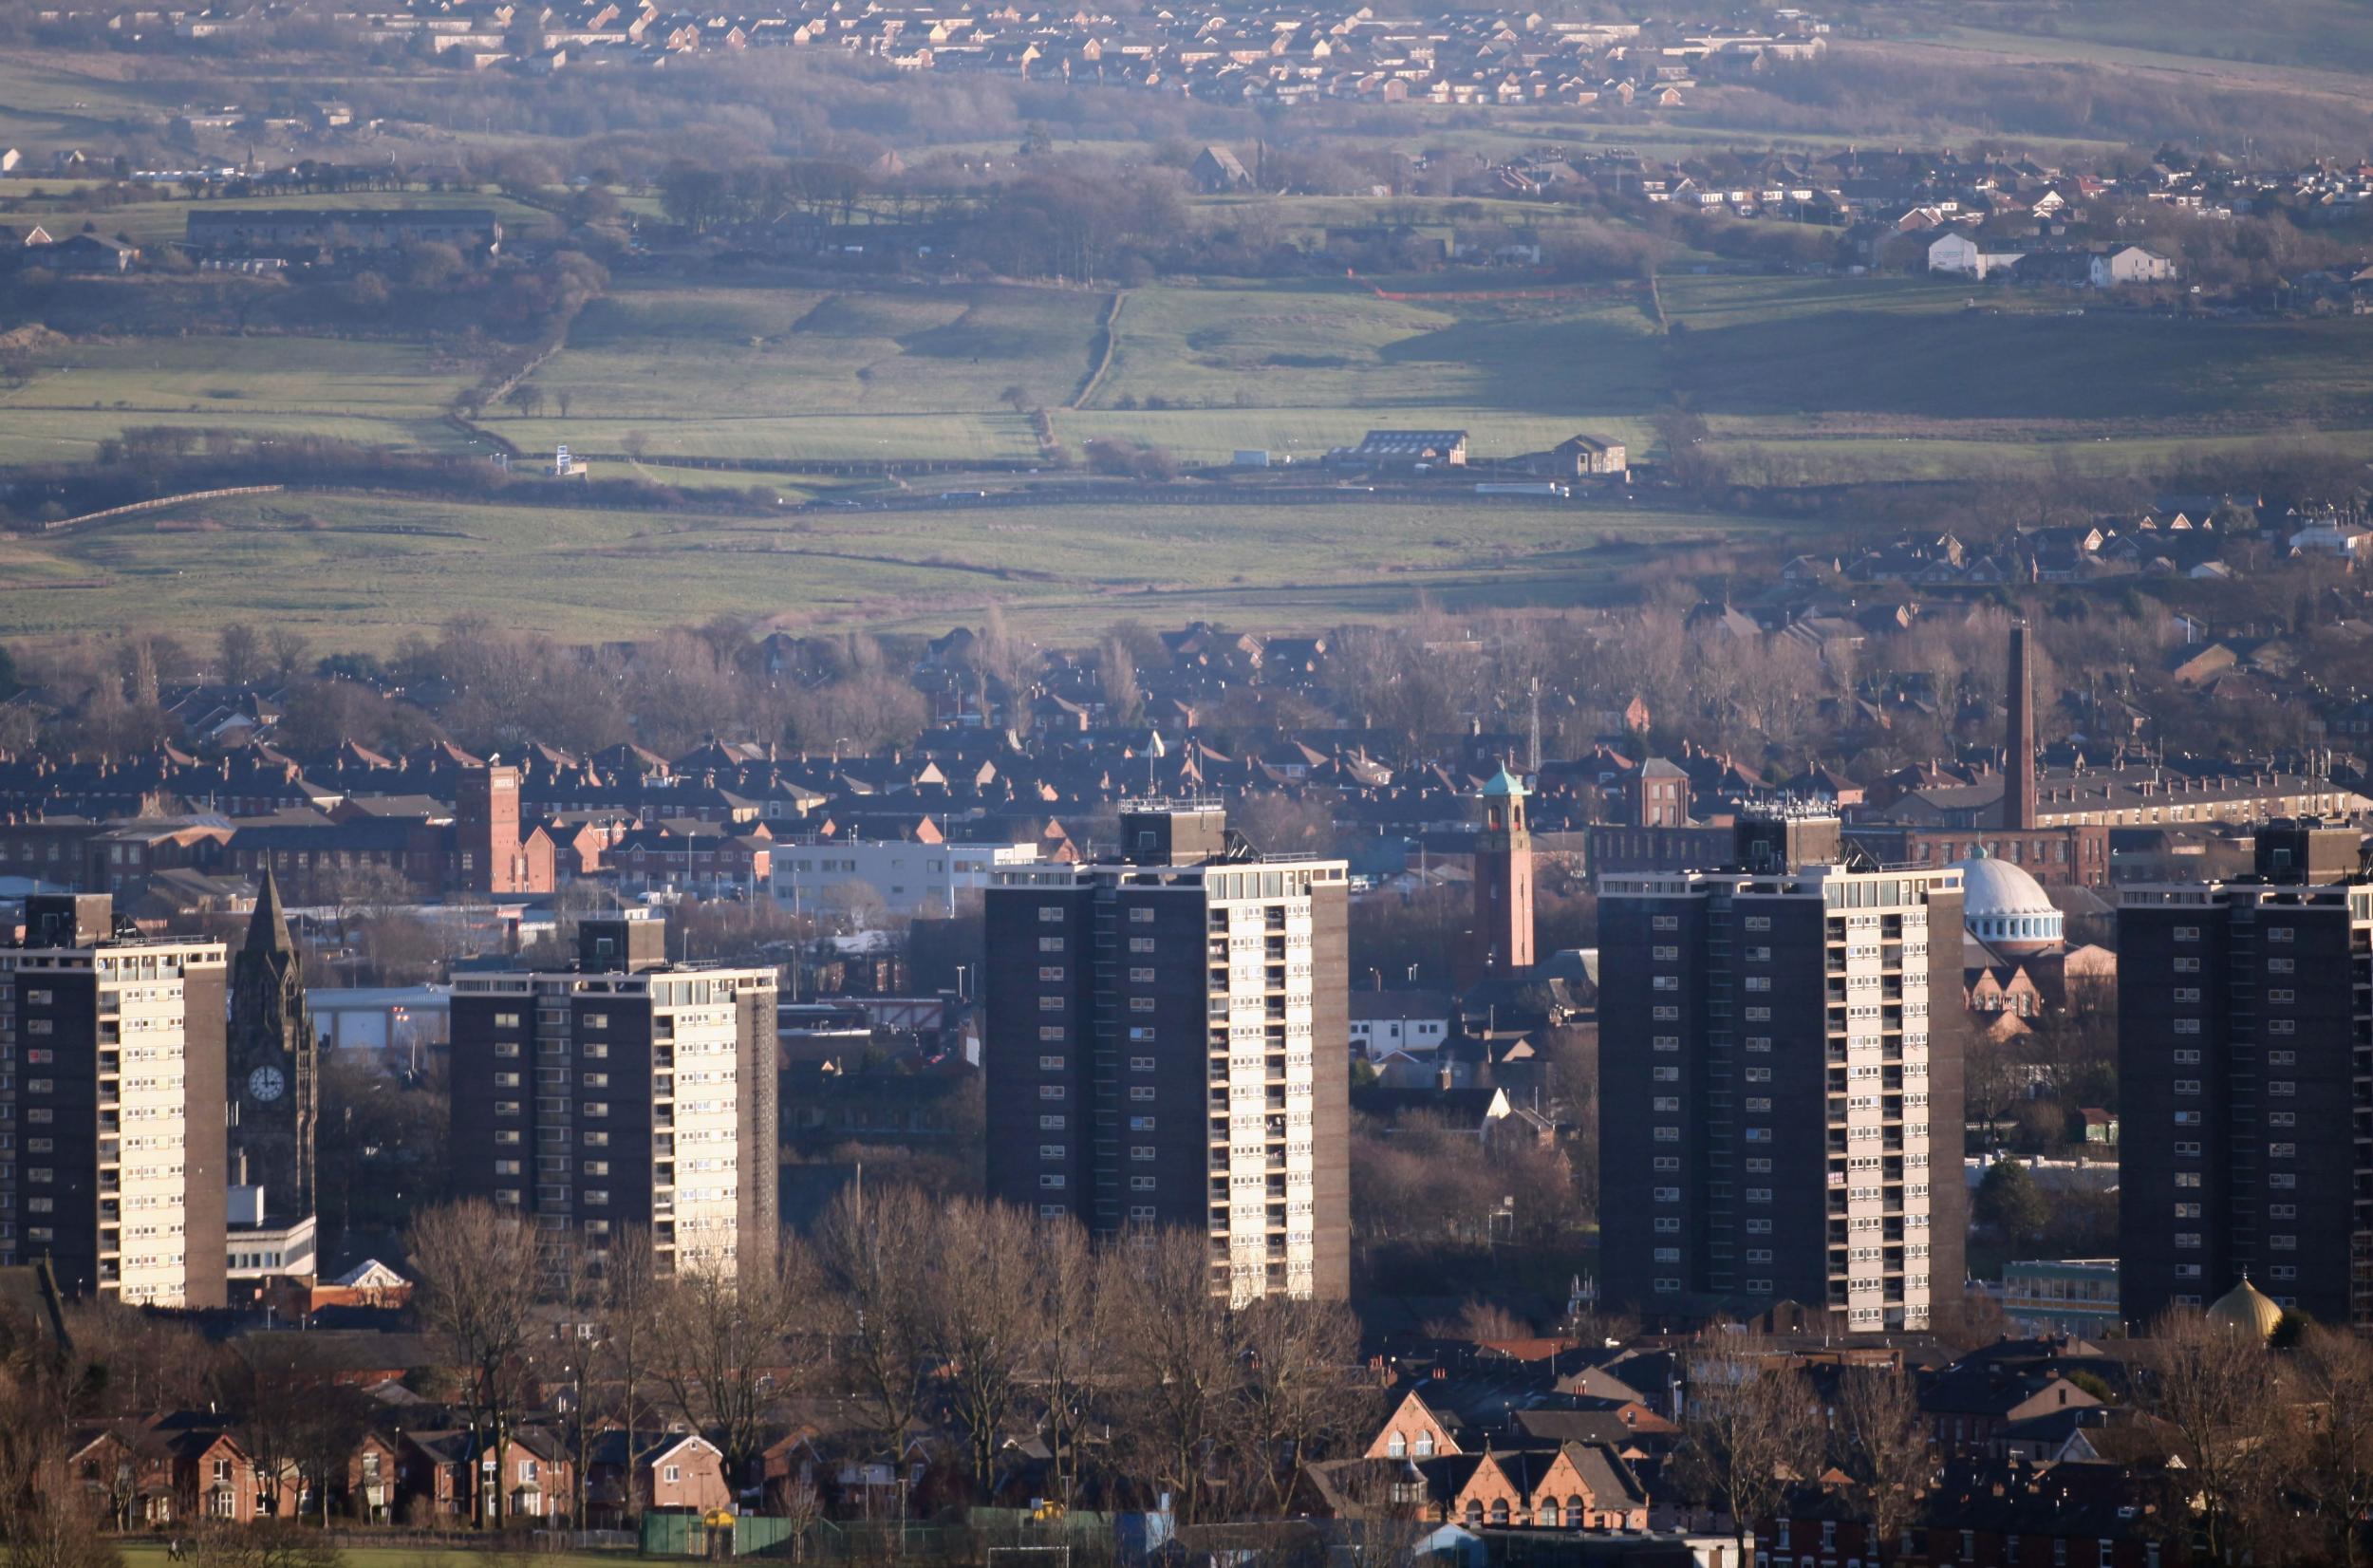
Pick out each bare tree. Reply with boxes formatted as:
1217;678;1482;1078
660;1259;801;1496
597;1224;668;1523
290;1383;374;1529
1832;1364;1930;1564
265;625;310;681
551;1241;603;1531
1234;1293;1369;1512
2141;1308;2280;1565
0;1294;117;1568
406;1200;546;1528
2288;1324;2373;1566
60;1302;223;1417
924;1199;1043;1500
1109;1228;1239;1525
218;622;265;686
1097;633;1143;727
214;1342;313;1520
119;637;160;709
1669;1327;1822;1559
804;1184;935;1448
1029;1218;1110;1509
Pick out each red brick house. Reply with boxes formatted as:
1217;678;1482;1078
1500;1444;1652;1530
588;1430;731;1524
395;1429;573;1524
1410;1444;1651;1532
396;1431;474;1521
1366;1386;1467;1461
609;820;773;897
347;1430;402;1524
72;1418;270;1527
1922;1370;2101;1453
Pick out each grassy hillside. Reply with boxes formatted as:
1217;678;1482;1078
1909;0;2373;77
532;281;1108;420
0;184;557;248
9;265;2373;644
0;336;481;464
0;488;1784;648
1088;281;1667;420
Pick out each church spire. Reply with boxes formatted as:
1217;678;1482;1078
247;865;293;958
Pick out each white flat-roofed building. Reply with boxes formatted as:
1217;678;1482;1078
772;838;1039;917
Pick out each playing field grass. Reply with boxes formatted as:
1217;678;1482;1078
0;488;1788;649
0;336;482;464
120;1547;626;1568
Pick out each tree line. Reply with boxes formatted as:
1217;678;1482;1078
1671;1313;2373;1568
402;1188;1372;1530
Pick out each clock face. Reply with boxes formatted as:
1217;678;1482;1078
248;1065;286;1104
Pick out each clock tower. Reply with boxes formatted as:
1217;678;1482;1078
229;868;318;1226
1468;762;1536;982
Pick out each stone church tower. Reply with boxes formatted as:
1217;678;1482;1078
228;868;318;1225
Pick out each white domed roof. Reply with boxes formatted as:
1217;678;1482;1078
1951;851;2065;957
1954;853;2057;919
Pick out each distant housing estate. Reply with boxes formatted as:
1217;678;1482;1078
182;208;503;253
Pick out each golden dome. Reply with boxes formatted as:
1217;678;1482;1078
2206;1275;2283;1341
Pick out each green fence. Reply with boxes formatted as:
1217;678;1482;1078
640;1511;954;1561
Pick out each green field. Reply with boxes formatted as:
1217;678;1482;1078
1086;281;1667;420
523;282;1108;421
1663;275;2373;426
1907;0;2373;78
10;264;2373;645
476;276;1677;465
1056;408;1658;467
14;270;2373;479
0;489;1787;649
1657;274;2373;478
483;273;2373;476
0;51;177;148
0;337;482;465
1;186;556;249
121;1547;625;1568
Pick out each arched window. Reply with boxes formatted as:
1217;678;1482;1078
1387;1432;1406;1459
1489;1500;1510;1526
1536;1503;1554;1528
1568;1496;1586;1528
1465;1500;1485;1529
1415;1432;1434;1458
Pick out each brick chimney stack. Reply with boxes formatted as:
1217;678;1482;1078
2005;622;2038;831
